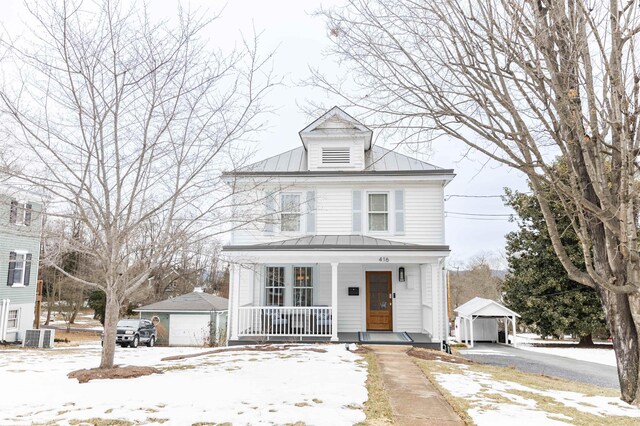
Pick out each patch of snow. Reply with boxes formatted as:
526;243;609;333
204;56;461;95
0;344;367;425
433;363;640;425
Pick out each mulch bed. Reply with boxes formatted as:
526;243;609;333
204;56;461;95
407;348;474;365
68;365;162;383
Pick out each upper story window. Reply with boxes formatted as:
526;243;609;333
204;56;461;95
321;147;350;165
280;193;301;232
7;252;32;287
368;193;388;232
9;200;32;226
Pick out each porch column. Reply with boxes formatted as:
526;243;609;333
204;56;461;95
469;316;474;348
431;262;440;342
331;262;339;342
230;263;241;341
512;316;517;347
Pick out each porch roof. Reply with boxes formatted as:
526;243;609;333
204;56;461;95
223;235;449;252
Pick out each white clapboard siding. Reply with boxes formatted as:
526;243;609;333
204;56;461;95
230;182;445;246
315;188;352;235
336;264;363;332
393;265;423;332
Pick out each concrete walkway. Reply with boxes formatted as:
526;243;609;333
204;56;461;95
368;345;464;425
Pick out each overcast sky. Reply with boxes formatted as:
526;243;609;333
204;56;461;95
1;0;530;268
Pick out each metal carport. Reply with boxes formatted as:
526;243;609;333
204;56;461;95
454;297;520;348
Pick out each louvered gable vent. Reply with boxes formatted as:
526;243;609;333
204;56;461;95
321;147;350;164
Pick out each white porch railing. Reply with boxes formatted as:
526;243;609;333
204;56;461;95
237;306;333;337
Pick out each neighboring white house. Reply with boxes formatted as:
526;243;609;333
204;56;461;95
222;107;454;348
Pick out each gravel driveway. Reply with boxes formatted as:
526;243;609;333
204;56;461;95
457;343;619;389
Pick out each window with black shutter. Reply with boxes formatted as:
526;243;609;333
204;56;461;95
24;253;32;286
6;252;29;286
9;200;18;224
24;204;32;226
7;252;16;286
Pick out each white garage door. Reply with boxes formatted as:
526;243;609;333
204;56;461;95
169;314;211;346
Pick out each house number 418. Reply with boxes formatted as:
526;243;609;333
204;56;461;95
378;257;390;262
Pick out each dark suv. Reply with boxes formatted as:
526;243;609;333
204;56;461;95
102;319;157;348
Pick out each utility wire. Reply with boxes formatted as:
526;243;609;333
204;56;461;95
446;210;513;217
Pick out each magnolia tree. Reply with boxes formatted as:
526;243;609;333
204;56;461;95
0;0;274;368
315;0;640;403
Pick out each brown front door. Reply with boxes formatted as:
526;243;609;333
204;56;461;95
366;271;393;331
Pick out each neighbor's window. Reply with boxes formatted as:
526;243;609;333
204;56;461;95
368;193;388;232
280;193;301;232
7;310;18;329
7;252;32;286
293;267;313;307
9;200;32;226
265;266;285;306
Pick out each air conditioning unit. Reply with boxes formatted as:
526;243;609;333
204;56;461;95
22;329;55;348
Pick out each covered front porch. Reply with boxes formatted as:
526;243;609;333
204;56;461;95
223;235;450;348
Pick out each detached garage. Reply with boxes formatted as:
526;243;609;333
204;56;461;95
134;291;228;346
454;297;520;348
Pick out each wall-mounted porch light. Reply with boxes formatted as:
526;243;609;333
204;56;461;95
398;266;406;282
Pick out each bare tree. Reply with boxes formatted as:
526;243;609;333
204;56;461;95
0;0;274;368
450;257;504;310
315;0;640;403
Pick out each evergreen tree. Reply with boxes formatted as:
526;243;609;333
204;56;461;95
503;188;607;345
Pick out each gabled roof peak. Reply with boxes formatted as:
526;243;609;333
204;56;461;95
298;106;373;150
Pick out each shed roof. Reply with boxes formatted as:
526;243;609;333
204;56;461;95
454;297;520;318
134;292;228;312
223;235;449;252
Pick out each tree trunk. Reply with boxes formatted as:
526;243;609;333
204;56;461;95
598;288;639;403
70;303;79;324
45;302;52;326
578;334;593;346
100;287;120;369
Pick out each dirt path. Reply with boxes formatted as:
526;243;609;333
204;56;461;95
368;345;465;425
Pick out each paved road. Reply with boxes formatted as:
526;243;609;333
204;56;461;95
458;343;619;389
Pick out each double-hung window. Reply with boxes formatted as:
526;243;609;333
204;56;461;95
9;200;32;226
7;252;32;287
265;267;285;306
7;310;18;329
293;267;313;307
368;193;388;232
280;193;301;232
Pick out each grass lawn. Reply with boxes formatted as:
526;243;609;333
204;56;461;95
356;348;393;425
411;349;640;426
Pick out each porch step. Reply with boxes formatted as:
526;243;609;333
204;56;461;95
358;331;413;343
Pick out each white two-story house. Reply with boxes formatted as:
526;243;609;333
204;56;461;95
223;107;454;347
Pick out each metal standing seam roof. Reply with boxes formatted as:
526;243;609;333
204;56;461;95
134;292;229;312
454;297;520;318
223;235;450;252
226;146;450;175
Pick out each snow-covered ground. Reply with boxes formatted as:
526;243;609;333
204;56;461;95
433;361;640;426
0;343;367;425
516;334;617;367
